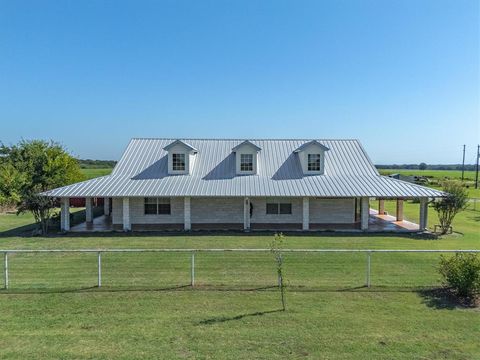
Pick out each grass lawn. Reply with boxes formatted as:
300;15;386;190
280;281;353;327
80;168;113;180
379;169;480;198
0;200;479;359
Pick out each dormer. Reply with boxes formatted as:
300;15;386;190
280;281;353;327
294;140;329;175
232;140;261;175
163;140;198;175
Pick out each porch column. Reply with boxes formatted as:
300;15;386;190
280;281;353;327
361;197;369;231
378;199;385;215
184;197;191;231
396;199;404;221
302;197;309;230
419;198;429;231
104;197;110;216
122;197;131;231
85;197;93;223
243;197;250;231
60;197;70;231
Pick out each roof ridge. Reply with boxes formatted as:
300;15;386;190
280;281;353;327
130;137;360;141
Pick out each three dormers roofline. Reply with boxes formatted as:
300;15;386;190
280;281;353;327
162;139;328;177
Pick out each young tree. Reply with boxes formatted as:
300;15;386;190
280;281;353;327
0;140;83;234
432;181;468;235
270;233;287;311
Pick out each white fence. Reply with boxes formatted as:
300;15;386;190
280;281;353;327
2;249;479;291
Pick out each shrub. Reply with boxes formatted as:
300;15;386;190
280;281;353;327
432;181;468;234
439;253;480;300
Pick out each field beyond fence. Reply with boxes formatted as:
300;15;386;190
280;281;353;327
2;248;479;292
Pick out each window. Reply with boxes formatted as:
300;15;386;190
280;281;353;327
172;153;186;171
144;197;158;215
266;202;292;215
157;198;171;214
279;203;292;214
144;197;171;215
240;154;253;171
266;203;278;214
307;154;321;171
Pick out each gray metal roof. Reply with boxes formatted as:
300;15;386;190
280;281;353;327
43;138;444;198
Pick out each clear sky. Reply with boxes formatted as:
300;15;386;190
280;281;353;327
0;0;478;164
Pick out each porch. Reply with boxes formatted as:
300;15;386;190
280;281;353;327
68;210;422;233
61;196;428;233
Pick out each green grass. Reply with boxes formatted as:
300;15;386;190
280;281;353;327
379;169;480;198
80;168;113;180
0;202;479;358
379;169;476;180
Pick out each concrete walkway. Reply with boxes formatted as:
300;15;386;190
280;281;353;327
70;215;113;232
368;209;419;232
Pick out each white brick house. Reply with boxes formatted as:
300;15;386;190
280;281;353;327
44;138;443;232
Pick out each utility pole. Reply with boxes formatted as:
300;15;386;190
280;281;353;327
461;145;466;181
475;145;479;189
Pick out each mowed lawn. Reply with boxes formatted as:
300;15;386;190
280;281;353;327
0;199;479;359
80;167;113;180
379;169;480;198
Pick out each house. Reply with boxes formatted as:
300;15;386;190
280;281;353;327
43;138;444;232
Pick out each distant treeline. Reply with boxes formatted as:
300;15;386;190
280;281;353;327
375;164;477;171
77;159;477;171
78;159;117;169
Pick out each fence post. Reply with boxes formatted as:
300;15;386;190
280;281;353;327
4;252;8;290
366;251;371;288
97;252;102;288
191;252;195;287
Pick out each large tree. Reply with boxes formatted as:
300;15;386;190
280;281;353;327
0;140;83;234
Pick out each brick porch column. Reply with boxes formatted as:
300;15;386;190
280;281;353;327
104;197;110;216
396;199;404;221
243;197;250;231
302;197;309;230
122;197;131;231
361;197;369;231
419;198;429;231
378;199;385;215
60;197;70;231
85;197;93;223
184;197;191;231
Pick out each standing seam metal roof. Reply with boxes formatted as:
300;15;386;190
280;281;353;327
43;138;444;198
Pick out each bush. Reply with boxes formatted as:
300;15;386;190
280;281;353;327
439;253;480;300
432;181;468;234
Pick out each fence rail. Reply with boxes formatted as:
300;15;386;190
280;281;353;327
2;249;479;291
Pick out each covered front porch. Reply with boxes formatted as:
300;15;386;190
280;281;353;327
61;196;430;233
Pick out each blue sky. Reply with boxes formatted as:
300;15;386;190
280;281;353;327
0;0;478;164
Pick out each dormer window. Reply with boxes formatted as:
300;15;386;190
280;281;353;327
172;153;186;171
240;154;253;171
164;140;198;175
294;140;330;175
232;140;261;175
307;154;321;171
